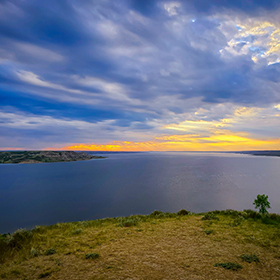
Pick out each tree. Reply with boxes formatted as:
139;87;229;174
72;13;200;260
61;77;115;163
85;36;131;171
253;194;270;214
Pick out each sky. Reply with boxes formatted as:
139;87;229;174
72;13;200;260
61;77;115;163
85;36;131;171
1;0;280;151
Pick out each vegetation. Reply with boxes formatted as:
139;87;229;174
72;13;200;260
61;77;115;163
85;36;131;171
177;209;190;216
240;254;259;263
44;248;56;256
85;253;100;259
0;151;105;164
201;213;219;220
204;229;213;235
1;209;280;279
253;194;271;214
117;217;140;227
38;271;51;278
214;262;242;271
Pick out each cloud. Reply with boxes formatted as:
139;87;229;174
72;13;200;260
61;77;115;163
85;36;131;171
0;108;157;149
17;71;61;89
221;20;280;65
163;2;181;16
15;71;141;106
16;70;86;96
16;43;64;62
1;0;280;150
74;76;141;104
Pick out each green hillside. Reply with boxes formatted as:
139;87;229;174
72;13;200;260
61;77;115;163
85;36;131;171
1;210;280;279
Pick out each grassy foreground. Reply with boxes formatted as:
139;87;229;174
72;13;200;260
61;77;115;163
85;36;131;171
1;210;280;279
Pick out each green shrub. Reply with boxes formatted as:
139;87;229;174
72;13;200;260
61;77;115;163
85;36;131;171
269;213;280;221
240;254;259;263
243;209;262;220
261;216;279;225
38;272;51;278
30;247;42;257
224;209;239;215
118;217;140;227
149;211;177;219
229;217;244;227
221;209;239;216
211;210;221;215
6;229;33;249
211;209;239;217
177;209;190;216
150;210;163;217
85;253;99;259
214;262;242;271
261;213;280;225
204;229;213;235
161;212;177;218
202;213;219;221
44;248;56;256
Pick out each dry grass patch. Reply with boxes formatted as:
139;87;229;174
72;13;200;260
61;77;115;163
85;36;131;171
1;211;280;279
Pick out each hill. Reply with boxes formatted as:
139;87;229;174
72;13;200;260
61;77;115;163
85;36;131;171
1;210;280;279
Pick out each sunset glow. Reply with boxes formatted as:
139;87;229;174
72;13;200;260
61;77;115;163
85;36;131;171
62;132;280;152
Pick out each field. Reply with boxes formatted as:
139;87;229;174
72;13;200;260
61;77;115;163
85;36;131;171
1;210;280;279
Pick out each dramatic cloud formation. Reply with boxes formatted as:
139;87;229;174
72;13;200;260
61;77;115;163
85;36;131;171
1;0;280;151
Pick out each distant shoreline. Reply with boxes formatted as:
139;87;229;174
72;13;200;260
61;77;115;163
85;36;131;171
0;151;106;164
232;150;280;157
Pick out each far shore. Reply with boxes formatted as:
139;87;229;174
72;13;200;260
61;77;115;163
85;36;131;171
0;151;106;164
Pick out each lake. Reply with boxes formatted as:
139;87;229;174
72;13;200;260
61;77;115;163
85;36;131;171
1;152;280;233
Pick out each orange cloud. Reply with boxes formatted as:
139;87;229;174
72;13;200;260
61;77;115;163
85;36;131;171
59;141;162;152
57;131;280;152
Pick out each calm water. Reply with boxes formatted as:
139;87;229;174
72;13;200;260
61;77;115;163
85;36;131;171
1;152;280;233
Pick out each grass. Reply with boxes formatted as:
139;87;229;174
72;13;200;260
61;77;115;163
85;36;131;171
1;210;280;279
70;228;82;235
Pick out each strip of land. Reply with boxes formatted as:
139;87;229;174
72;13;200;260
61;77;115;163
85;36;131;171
235;150;280;157
0;151;105;164
1;210;280;279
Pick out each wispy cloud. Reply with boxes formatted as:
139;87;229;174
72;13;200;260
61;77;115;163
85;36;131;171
16;43;64;62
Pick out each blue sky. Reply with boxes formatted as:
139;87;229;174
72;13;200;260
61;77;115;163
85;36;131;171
1;0;280;151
